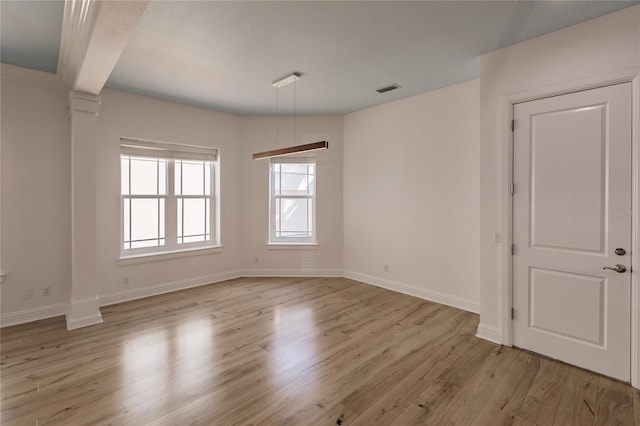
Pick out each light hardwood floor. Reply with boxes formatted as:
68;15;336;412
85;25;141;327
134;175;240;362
1;277;638;425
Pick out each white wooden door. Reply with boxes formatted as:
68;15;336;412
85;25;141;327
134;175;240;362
513;83;632;381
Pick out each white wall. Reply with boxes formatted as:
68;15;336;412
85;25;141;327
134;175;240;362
95;89;243;300
343;80;480;312
1;77;71;315
239;115;344;275
479;6;640;339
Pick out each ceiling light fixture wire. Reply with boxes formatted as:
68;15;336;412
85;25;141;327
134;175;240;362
293;77;296;146
253;72;328;160
275;82;279;149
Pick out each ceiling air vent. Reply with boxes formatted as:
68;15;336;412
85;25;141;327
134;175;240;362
376;83;401;94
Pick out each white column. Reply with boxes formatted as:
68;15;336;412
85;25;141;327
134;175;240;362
67;91;102;330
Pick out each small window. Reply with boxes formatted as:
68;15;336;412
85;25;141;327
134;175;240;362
269;158;316;243
120;139;219;256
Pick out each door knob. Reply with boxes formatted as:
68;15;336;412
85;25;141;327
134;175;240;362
603;264;627;273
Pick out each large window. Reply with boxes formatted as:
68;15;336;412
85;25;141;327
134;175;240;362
269;158;316;244
121;139;218;256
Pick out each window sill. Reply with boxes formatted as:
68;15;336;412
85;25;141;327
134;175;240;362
118;246;223;266
266;243;318;250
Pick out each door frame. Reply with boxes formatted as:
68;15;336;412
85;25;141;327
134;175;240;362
499;69;640;388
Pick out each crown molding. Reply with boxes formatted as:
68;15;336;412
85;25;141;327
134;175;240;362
0;63;66;90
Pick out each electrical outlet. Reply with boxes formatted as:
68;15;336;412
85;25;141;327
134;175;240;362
22;289;33;300
42;286;52;297
384;264;389;273
494;231;502;243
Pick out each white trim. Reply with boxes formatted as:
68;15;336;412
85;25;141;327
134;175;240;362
242;268;343;278
0;303;69;328
344;270;480;314
269;158;317;245
266;243;318;250
57;0;100;88
66;312;103;330
119;153;218;257
0;63;65;90
476;323;503;345
499;69;640;387
99;270;242;307
68;90;101;115
118;246;223;266
67;297;103;330
631;73;640;390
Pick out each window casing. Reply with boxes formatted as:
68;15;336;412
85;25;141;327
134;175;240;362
120;139;218;256
269;157;316;244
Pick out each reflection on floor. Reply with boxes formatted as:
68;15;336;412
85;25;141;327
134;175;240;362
1;277;638;425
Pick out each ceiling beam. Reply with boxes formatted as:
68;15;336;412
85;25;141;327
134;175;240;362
58;0;149;95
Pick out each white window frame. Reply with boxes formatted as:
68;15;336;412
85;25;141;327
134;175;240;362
269;157;316;244
120;138;220;258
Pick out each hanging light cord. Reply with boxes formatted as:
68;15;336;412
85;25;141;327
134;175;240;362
293;78;297;145
276;86;279;149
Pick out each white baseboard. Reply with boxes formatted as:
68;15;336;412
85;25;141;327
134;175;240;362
241;268;344;278
66;312;103;330
343;270;480;314
99;269;243;307
0;302;68;328
476;323;503;344
1;268;480;328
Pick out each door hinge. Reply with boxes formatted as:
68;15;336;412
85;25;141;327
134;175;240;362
511;119;515;132
510;183;515;195
511;308;515;320
511;244;515;255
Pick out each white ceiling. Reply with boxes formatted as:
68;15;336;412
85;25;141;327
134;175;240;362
0;1;64;73
2;1;638;115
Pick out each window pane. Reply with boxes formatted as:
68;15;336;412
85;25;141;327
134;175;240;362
132;239;161;249
121;157;130;195
276;197;311;237
281;163;309;174
130;157;161;195
177;198;183;242
159;199;165;239
205;198;210;235
273;166;280;194
277;163;314;196
205;164;211;196
182;235;206;243
183;198;206;237
175;161;182;195
130;198;161;243
123;198;130;249
181;160;205;195
158;160;167;195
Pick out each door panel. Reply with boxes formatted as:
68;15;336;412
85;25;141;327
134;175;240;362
513;83;632;381
529;267;604;346
530;105;606;253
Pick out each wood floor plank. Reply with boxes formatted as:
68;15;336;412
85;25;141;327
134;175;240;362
592;375;634;426
514;357;570;425
1;277;637;425
551;365;599;425
465;347;541;425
